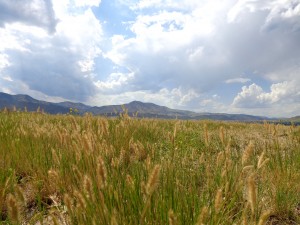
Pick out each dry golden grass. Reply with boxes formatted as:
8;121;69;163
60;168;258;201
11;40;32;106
0;110;299;224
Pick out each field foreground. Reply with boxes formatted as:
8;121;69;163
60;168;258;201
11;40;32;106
0;111;300;224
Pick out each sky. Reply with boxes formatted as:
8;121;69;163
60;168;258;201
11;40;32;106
0;0;300;117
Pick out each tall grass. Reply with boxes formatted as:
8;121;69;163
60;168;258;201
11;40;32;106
0;110;299;224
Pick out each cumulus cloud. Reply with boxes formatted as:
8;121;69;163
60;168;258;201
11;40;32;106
232;83;266;108
105;2;228;93
0;0;58;34
88;86;200;110
0;0;103;102
233;82;300;108
102;0;300;116
95;72;135;94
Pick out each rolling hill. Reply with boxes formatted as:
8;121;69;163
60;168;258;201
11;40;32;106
0;92;282;121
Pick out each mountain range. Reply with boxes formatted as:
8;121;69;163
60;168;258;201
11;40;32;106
0;92;292;121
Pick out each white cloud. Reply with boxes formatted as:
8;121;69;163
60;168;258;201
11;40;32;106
74;0;101;7
0;0;58;33
0;0;103;101
95;72;135;93
188;46;204;62
233;81;300;108
1;0;300;117
233;83;265;108
88;87;200;109
228;0;300;30
55;8;103;72
225;78;251;84
132;0;162;9
0;53;10;70
101;0;300;117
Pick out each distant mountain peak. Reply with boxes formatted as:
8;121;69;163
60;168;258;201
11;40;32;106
0;91;281;121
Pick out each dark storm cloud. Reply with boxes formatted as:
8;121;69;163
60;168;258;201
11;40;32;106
0;0;58;33
4;44;97;101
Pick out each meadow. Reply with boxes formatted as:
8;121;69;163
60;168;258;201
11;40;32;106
0;110;300;224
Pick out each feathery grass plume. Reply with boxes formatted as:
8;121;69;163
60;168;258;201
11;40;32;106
219;126;225;145
214;188;223;213
73;190;86;209
242;165;254;173
257;151;270;170
72;165;83;182
13;106;17;112
63;194;73;213
196;206;208;225
247;174;256;215
111;157;120;169
145;156;152;172
242;203;250;225
100;119;109;137
97;156;107;189
51;149;60;166
48;169;59;185
242;141;254;166
257;152;265;167
83;133;94;153
217;151;225;167
258;158;269;170
140;181;147;199
111;211;118;225
224;182;230;196
14;185;25;207
126;174;135;190
7;194;20;223
225;139;232;157
204;123;209;146
83;175;94;201
119;148;130;167
146;165;161;196
98;190;109;220
257;210;272;225
168;209;177;225
134;141;148;161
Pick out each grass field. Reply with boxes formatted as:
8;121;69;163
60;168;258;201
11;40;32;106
0;110;300;224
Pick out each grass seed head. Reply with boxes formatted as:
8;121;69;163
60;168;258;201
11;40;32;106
83;175;94;200
126;174;135;190
168;209;177;225
73;190;86;209
247;174;257;214
214;188;223;213
63;194;73;213
257;151;270;170
7;194;20;223
242;141;254;166
146;165;161;196
257;210;272;225
97;156;107;189
196;206;208;225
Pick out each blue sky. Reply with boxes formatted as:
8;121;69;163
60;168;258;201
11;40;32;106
0;0;300;117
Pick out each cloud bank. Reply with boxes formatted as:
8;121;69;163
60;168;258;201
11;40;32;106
0;0;300;117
